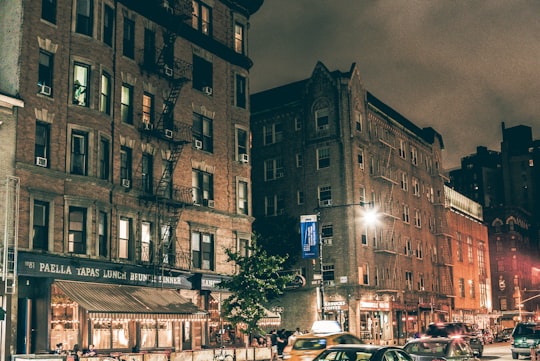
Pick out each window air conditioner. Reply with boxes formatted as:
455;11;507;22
164;129;174;138
240;153;249;163
202;86;213;95
319;199;332;207
164;65;173;77
35;157;48;167
40;84;52;96
207;200;215;208
143;122;153;131
121;179;131;188
194;140;203;149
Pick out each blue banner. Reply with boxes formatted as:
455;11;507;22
300;215;319;259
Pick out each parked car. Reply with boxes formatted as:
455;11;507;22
283;332;363;361
511;322;540;359
311;344;413;361
424;322;484;357
495;328;513;342
404;337;480;361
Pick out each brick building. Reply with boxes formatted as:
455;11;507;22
251;62;461;343
0;0;262;358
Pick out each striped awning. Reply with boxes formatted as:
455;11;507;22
54;280;207;321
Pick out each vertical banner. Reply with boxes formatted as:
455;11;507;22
300;215;319;259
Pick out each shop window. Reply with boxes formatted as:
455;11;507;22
50;284;79;351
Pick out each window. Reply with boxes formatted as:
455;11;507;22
323;264;335;284
70;131;88;175
414;209;421;228
264;158;284;181
418;274;425;291
416;242;423;259
75;0;93;36
405;271;413;290
401;172;408;191
469;280;475;298
33;201;49;251
121;84;133;124
98;211;108;257
103;5;114;46
161;224;174;265
192;112;213;152
73;63;89;106
143;28;156;66
236;128;248;161
467;236;473;263
458;278;465;297
192;0;212;36
141;221;152;262
192;169;214;206
360;264;369;285
119;217;131;259
142;93;155;126
296;154;303;168
354;110;362;131
295;117;302;131
38;50;54;96
317;147;330;169
297;191;304;205
456;232;463;261
100;72;111;114
321;224;333;240
234;22;244;54
68;206;86;254
264;195;277;216
42;0;57;23
235;74;246;108
412;177;420;196
192;54;213;92
120;146;132;186
263;122;283;145
357;149;364;169
239;238;249;258
315;108;329;131
142;153;153;194
238;180;248;215
99;137;110;180
411;146;418;165
402;204;409;223
35;122;50;166
123;18;135;59
319;185;332;205
399;139;406;159
478;243;486;276
191;231;214;270
405;239;412;256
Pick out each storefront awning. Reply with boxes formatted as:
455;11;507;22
54;280;207;321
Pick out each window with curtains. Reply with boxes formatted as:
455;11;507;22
119;217;131;259
234;22;244;54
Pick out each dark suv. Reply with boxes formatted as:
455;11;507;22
511;322;540;359
424;322;484;357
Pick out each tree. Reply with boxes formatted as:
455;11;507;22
219;234;293;338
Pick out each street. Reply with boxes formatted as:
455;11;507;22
483;342;520;361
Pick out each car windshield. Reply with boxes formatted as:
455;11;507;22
513;324;540;336
293;338;327;350
404;342;448;356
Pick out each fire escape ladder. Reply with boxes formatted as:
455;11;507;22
2;176;19;294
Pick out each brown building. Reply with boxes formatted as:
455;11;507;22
251;62;456;343
0;0;262;358
444;187;492;327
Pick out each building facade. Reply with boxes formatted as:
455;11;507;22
251;62;467;344
0;0;262;358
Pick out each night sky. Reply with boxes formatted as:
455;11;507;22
248;0;540;170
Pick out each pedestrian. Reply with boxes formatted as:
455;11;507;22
72;344;82;361
83;344;97;357
270;330;279;360
277;329;287;357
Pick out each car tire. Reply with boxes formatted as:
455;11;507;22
511;352;518;359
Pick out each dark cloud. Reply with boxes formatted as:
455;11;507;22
249;0;540;169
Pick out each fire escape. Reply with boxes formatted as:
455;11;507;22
137;2;193;277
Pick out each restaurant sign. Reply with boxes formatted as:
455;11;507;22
18;252;192;289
